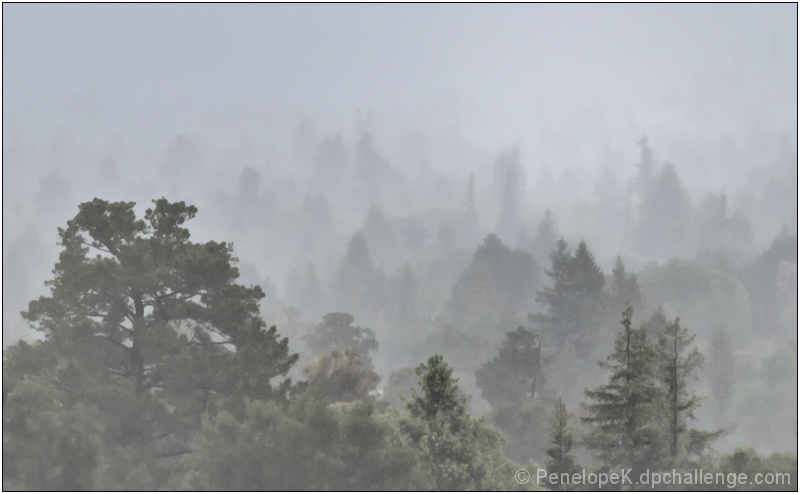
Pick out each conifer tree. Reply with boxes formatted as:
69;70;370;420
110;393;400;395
531;238;605;352
657;318;725;464
475;326;542;405
582;305;662;477
544;398;581;491
610;255;642;311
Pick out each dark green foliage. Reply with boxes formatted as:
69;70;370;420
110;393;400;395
5;198;301;489
383;366;420;411
401;354;522;491
476;326;542;405
583;305;725;479
656;318;725;464
582;305;662;477
711;448;798;491
450;233;539;331
407;354;467;422
543;398;581;490
178;394;424;490
530;237;606;353
489;401;550;465
303;312;378;369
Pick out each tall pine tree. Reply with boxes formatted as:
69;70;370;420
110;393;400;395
582;305;662;477
656;318;725;465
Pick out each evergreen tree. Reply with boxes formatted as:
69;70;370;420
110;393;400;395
637;163;692;258
303;312;379;370
656;318;724;465
530;237;574;343
6;198;301;488
475;326;542;405
582;305;662;477
332;232;384;315
543;398;581;491
572;240;605;299
449;234;539;331
610;255;642;311
531;237;605;353
302;345;381;403
402;354;520;491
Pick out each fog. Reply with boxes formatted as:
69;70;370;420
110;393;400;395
3;4;797;489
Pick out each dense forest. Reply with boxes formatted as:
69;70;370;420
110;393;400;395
3;3;797;491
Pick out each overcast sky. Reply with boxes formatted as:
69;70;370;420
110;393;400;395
2;2;797;178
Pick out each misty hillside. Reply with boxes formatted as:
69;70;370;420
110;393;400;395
3;4;797;491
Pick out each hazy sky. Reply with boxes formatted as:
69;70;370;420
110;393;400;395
4;3;796;150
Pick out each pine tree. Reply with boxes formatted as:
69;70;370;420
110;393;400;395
571;240;605;299
543;398;581;491
610;255;642;311
582;305;662;477
475;326;542;405
402;354;518;491
530;237;575;346
656;318;724;465
303;312;378;370
531;238;605;353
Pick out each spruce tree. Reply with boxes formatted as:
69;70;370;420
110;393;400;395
610;255;642;311
531;238;605;353
475;326;542;405
657;318;725;464
543;398;581;491
582;305;662;477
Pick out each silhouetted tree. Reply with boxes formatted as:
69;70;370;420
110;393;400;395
610;255;642;311
303;312;378;370
475;326;542;405
657;318;724;465
450;234;539;331
543;398;581;490
637;163;692;258
303;345;380;402
582;305;661;477
531;238;605;352
5;198;301;489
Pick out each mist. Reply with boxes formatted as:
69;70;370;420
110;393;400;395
3;4;797;490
